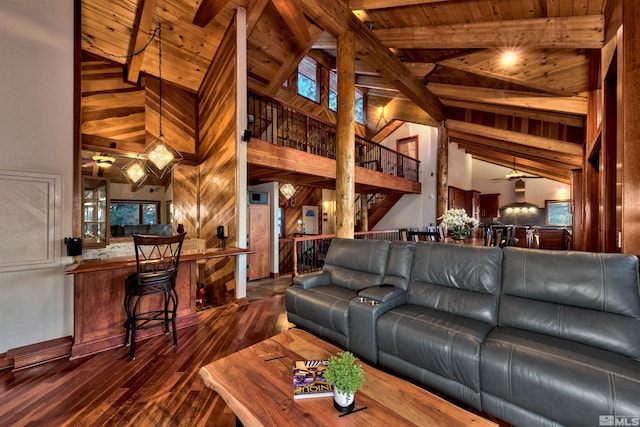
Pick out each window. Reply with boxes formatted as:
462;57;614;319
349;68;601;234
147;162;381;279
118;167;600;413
297;56;318;102
545;200;572;226
329;70;337;111
110;201;160;226
355;88;365;124
328;69;366;124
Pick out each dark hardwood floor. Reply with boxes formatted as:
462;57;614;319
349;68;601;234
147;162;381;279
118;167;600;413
0;276;506;426
0;291;290;427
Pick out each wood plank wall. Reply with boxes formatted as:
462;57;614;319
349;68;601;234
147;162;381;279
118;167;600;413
197;16;239;306
81;53;198;157
144;77;197;156
81;53;146;150
173;164;199;238
279;185;323;238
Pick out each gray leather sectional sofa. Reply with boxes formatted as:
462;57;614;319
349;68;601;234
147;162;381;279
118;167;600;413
285;238;640;427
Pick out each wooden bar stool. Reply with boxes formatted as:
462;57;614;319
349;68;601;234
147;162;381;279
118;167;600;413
124;233;185;360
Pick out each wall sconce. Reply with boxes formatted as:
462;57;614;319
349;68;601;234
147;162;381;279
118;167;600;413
280;183;296;206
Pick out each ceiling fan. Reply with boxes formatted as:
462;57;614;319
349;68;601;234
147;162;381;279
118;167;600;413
82;154;116;168
492;159;543;181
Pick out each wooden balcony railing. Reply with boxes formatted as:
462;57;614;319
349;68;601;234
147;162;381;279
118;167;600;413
248;93;420;182
291;230;401;276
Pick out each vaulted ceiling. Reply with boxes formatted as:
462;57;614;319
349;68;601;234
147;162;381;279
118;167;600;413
81;0;604;185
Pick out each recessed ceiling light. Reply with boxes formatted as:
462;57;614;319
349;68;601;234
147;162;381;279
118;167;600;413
502;51;517;66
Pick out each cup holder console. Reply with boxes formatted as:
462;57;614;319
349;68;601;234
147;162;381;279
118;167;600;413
354;296;380;306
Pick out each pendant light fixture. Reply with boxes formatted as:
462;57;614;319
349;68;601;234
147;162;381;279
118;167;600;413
122;157;149;189
142;22;183;179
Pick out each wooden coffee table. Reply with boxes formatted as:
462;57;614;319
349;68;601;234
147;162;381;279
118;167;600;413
199;328;497;426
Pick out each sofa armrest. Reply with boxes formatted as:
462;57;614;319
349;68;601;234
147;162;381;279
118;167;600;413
349;286;407;364
358;285;406;304
292;270;331;289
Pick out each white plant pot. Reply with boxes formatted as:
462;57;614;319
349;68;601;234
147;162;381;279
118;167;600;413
333;389;355;412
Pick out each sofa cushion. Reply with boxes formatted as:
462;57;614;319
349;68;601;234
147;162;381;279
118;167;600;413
285;285;357;336
124;224;150;236
382;241;415;290
481;326;640;427
407;242;503;324
501;247;640;359
322;238;390;290
378;305;494;392
147;224;172;235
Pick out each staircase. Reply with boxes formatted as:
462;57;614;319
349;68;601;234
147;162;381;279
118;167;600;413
355;193;404;231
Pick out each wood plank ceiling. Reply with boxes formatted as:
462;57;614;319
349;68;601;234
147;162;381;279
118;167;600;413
80;0;605;185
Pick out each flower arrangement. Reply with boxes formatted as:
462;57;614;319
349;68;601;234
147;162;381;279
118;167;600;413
437;208;479;240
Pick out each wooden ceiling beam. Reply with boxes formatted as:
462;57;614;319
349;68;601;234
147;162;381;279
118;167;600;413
465;151;571;184
430;83;588;116
369;119;405;143
442;99;585;128
192;0;231;28
125;0;159;84
302;0;446;122
448;130;583;168
377;98;438;127
247;0;272;36
348;0;447;9
446;119;584;157
374;15;605;49
271;0;312;45
456;143;569;176
264;24;324;96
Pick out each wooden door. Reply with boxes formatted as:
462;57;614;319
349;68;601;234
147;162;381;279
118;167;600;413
248;202;270;280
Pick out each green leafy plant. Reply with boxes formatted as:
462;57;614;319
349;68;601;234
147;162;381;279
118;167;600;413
324;351;365;398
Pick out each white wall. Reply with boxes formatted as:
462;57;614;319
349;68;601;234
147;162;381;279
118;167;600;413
374;123;439;230
0;0;74;352
447;142;473;190
471;159;570;207
373;129;569;232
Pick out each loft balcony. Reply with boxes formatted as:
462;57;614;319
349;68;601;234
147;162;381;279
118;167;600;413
246;93;421;195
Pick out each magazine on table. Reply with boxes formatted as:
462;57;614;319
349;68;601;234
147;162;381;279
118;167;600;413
293;359;333;399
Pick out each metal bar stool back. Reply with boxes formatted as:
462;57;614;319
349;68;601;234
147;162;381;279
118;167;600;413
124;233;185;360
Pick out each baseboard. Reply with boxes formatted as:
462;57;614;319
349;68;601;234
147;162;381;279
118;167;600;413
5;336;72;371
270;272;280;279
236;297;249;306
0;352;13;371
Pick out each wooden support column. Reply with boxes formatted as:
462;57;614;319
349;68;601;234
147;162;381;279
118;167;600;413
436;123;448;219
360;194;369;232
335;31;356;238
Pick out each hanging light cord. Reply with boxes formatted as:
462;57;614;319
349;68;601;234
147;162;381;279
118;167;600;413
158;23;163;137
81;26;160;60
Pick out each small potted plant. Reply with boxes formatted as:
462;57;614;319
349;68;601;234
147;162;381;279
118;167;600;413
324;351;365;412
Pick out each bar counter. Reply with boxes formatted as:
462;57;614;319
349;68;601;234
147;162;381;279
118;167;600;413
66;246;252;359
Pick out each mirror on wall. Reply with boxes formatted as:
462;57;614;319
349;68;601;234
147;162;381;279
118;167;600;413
81;150;173;245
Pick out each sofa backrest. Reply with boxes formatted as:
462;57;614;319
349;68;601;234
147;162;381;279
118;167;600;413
323;238;390;290
382;241;415;290
500;247;640;359
407;242;503;325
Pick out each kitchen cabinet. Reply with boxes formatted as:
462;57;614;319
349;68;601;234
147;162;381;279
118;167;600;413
479;194;500;219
